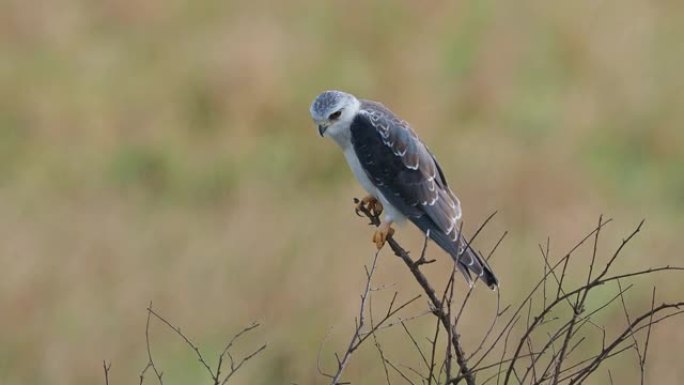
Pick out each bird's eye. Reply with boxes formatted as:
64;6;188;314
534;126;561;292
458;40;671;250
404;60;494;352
328;110;342;120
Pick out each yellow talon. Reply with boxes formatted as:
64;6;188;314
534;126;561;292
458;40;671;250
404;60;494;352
373;223;395;250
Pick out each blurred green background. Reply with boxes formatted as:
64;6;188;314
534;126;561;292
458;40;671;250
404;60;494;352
1;0;683;384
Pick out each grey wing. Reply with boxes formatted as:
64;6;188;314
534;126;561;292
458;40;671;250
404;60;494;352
350;101;498;288
359;101;463;241
353;101;498;288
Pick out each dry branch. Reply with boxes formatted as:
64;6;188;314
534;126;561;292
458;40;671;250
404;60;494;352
137;303;265;385
343;203;684;385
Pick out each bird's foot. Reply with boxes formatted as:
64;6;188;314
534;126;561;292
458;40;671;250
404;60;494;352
355;195;383;218
373;222;395;250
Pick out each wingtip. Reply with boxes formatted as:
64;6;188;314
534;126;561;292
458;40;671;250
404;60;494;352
486;276;500;291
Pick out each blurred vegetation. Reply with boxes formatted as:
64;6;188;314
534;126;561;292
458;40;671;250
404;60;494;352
0;0;682;384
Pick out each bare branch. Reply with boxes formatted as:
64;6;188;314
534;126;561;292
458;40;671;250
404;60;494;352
326;247;421;384
140;302;164;385
326;250;382;383
400;321;431;376
370;296;392;385
385;359;418;385
641;287;657;384
348;207;683;385
355;200;480;385
139;303;265;385
569;300;684;384
103;361;111;385
616;279;645;384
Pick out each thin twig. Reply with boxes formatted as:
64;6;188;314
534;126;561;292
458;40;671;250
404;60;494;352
356;202;479;385
103;361;111;385
327;250;382;384
141;303;265;385
325;247;421;384
641;287;656;385
370;296;392;385
141;302;164;385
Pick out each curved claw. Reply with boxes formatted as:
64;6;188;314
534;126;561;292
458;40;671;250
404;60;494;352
355;195;382;218
353;198;363;217
368;200;383;218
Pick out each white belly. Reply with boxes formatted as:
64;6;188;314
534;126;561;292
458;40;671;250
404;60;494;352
343;147;377;195
343;147;406;223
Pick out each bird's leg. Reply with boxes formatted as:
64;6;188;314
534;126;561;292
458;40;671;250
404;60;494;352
373;220;395;250
355;195;383;218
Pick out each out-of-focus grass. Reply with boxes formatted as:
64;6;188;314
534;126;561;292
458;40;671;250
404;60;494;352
1;0;683;384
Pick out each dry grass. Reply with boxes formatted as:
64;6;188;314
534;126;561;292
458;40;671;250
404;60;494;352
1;0;683;384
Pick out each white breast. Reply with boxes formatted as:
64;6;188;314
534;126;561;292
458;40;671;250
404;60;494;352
323;104;406;224
343;147;378;195
342;147;407;224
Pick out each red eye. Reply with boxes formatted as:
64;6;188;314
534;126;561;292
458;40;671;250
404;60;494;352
329;110;342;120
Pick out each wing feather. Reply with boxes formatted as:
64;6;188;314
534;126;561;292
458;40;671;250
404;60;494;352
349;101;499;289
352;101;461;234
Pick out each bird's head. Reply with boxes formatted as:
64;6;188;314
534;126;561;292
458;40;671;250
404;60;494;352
310;90;360;142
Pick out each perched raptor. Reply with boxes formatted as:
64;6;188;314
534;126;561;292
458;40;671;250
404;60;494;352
310;90;498;289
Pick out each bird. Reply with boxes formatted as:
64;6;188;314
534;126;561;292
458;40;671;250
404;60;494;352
310;90;498;289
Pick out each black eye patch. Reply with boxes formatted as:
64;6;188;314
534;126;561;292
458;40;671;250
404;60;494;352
328;110;342;120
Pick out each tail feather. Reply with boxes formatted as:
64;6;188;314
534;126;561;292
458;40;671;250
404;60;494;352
413;217;499;289
454;238;499;290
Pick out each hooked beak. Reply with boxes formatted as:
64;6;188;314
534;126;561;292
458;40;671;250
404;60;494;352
318;124;326;137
